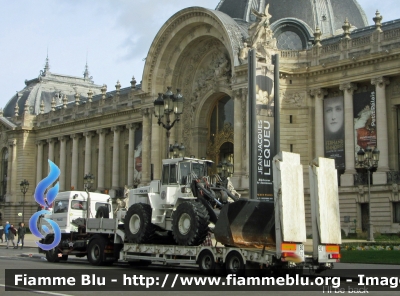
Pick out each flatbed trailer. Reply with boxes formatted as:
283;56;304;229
39;152;340;276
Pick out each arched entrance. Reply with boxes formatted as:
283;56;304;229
206;94;234;175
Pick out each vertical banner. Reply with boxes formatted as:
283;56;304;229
134;126;143;180
353;91;377;156
255;67;275;201
323;96;345;169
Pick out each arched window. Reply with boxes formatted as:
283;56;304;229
0;148;8;200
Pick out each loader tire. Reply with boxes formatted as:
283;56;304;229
96;206;109;218
124;203;155;243
172;201;209;246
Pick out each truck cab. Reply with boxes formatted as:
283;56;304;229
41;191;113;233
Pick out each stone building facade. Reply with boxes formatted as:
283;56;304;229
1;0;400;236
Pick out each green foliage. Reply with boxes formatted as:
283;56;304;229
341;250;400;264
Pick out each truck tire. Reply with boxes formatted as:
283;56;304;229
198;249;215;275
87;236;107;266
124;203;155;243
225;251;245;276
96;206;109;218
171;201;209;246
44;235;60;263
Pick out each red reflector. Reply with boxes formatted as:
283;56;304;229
329;253;341;259
282;252;296;258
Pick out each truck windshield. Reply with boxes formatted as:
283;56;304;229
71;200;87;210
53;200;69;213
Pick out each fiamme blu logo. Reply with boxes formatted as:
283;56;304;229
29;160;62;251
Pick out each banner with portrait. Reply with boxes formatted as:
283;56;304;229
255;67;275;201
134;126;143;181
323;96;345;169
353;91;377;156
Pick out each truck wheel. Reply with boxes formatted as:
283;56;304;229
44;235;60;263
225;251;245;276
96;206;109;218
87;236;107;266
171;201;209;246
198;249;215;275
124;203;155;243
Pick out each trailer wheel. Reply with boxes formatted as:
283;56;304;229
96;206;109;218
198;249;216;275
225;251;245;276
44;235;60;263
124;203;155;243
87;236;107;266
171;201;209;246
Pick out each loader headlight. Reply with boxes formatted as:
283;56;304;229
181;187;191;194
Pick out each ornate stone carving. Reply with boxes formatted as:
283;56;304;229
371;76;390;88
282;92;305;107
247;4;277;61
339;83;358;94
392;82;400;96
238;42;249;64
206;122;234;161
309;88;328;98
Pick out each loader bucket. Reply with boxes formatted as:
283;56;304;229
214;199;275;248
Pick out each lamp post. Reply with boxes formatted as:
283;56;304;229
356;145;380;242
19;179;29;223
217;160;233;178
153;87;184;158
83;173;95;192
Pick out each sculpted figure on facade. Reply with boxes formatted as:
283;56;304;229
248;4;277;61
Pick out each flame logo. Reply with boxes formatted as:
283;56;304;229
29;160;61;251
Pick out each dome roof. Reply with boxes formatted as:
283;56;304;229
216;0;369;37
2;57;103;117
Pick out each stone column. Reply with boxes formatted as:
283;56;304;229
232;89;243;188
47;138;56;172
36;140;44;185
371;76;390;184
58;136;67;191
340;83;357;186
5;139;16;202
126;123;139;187
96;129;109;192
84;132;94;175
110;126;122;197
141;108;151;185
310;88;328;158
151;111;161;180
70;134;81;190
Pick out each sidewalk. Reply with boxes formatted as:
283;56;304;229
0;233;40;249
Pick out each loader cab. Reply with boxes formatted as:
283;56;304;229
161;157;212;186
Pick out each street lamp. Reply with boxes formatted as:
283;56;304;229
19;179;29;223
169;142;186;159
153;87;184;158
217;160;233;178
356;145;380;242
83;173;95;192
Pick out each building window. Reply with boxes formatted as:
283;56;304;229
0;148;8;200
393;202;400;223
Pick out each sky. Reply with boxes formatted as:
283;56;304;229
0;0;397;108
